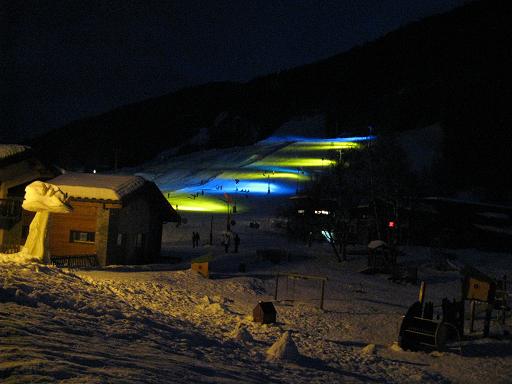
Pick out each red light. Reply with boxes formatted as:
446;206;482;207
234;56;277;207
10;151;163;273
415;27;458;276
388;221;395;228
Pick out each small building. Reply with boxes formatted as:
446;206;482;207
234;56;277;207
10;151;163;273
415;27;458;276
287;195;337;241
0;145;58;252
46;173;178;266
252;301;277;324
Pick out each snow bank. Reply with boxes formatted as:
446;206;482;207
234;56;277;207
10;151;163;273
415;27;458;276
360;343;376;355
229;323;253;343
195;295;227;316
368;240;387;249
0;181;71;264
22;180;71;213
266;331;300;361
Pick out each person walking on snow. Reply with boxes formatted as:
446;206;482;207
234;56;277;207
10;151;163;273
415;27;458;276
234;233;240;253
223;232;231;253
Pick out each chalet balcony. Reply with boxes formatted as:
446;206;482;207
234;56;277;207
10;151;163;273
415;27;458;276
0;244;21;254
0;198;23;229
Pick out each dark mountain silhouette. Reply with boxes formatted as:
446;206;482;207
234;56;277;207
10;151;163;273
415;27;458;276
32;0;512;200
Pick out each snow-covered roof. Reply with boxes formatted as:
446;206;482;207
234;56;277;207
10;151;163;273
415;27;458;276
0;144;30;160
48;173;146;201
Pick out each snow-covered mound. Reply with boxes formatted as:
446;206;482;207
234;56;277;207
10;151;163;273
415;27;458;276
229;323;253;343
22;180;71;213
1;181;71;264
360;343;376;355
266;331;300;361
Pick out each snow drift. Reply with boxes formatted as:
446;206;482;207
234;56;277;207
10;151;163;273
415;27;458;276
266;331;300;361
0;181;71;263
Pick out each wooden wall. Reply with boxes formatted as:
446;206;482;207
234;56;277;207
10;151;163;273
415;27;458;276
107;196;163;264
47;194;164;265
112;197;150;264
49;201;97;256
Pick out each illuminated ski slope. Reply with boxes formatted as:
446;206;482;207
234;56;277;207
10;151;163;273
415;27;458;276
138;136;372;213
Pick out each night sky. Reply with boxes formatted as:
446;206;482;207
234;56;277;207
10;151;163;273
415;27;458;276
1;0;467;142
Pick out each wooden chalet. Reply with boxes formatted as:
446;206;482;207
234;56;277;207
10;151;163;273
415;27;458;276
0;145;57;252
46;173;178;266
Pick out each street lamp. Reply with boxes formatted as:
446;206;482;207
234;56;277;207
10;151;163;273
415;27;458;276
263;171;271;194
296;168;304;194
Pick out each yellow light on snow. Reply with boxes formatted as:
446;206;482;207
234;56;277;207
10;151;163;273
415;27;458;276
254;157;336;167
166;194;241;213
281;142;360;151
221;170;308;180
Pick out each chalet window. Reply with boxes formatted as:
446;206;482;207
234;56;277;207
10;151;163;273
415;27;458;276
70;230;95;244
135;233;145;248
116;233;125;246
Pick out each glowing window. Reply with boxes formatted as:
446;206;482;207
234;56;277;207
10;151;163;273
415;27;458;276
70;230;95;244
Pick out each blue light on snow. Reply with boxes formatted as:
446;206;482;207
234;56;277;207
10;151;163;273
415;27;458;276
177;180;295;196
245;164;310;175
262;135;375;143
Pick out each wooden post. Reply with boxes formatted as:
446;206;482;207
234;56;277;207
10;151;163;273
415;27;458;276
483;304;492;337
320;279;325;310
226;200;230;231
274;273;279;300
209;215;213;245
502;275;508;326
419;281;426;305
469;300;476;333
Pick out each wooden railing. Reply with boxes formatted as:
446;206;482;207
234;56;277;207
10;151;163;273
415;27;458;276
0;244;22;254
50;254;99;268
0;198;22;220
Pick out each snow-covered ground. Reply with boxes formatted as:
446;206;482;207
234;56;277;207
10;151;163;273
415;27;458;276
2;132;512;383
2;226;512;383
